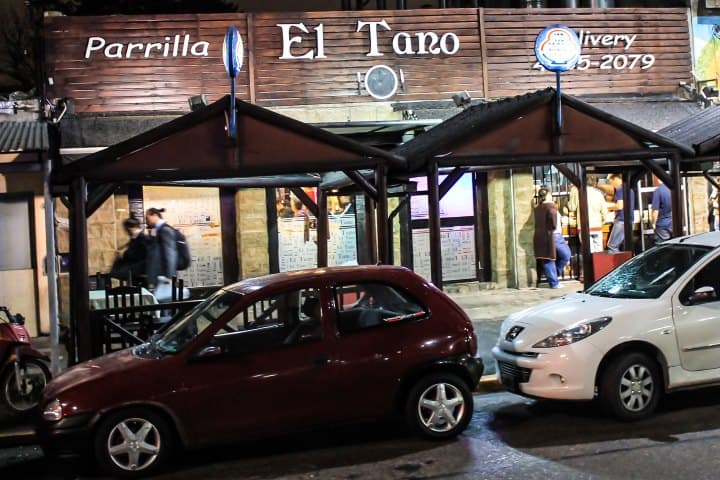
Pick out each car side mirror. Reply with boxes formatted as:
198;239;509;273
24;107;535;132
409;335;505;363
687;286;717;305
194;345;223;359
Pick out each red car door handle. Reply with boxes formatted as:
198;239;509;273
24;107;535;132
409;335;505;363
314;355;330;366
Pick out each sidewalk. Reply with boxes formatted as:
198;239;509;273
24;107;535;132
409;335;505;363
0;280;582;446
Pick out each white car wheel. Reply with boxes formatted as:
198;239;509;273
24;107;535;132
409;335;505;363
600;352;661;421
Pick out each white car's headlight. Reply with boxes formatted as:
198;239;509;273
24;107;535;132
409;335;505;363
532;317;612;348
42;399;63;421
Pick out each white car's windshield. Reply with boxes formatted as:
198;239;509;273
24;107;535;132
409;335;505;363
586;243;712;299
154;290;241;354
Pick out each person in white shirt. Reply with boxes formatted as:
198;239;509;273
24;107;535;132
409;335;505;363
568;174;609;253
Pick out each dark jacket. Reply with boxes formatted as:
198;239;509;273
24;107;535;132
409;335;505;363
110;233;150;282
146;223;178;287
533;201;557;261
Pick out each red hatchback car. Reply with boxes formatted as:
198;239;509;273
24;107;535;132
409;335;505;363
37;266;482;477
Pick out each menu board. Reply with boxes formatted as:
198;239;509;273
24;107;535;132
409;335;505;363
143;186;223;287
412;225;476;281
278;213;358;272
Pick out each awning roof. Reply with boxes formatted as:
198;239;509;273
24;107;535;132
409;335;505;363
393;88;694;172
56;96;404;183
658;103;720;156
0;121;48;153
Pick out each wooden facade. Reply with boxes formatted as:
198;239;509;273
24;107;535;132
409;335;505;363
44;8;692;114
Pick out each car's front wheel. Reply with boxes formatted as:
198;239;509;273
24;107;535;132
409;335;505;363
94;408;174;478
599;352;661;421
405;373;473;439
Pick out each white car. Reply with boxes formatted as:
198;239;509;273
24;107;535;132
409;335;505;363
493;231;720;420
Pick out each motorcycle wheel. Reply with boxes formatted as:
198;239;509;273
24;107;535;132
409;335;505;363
1;358;51;414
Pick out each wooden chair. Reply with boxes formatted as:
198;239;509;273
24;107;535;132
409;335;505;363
103;284;145;350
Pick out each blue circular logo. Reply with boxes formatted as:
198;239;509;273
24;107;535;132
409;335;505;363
534;25;581;72
223;26;244;78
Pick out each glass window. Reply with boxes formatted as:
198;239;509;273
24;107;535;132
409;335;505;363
679;256;720;306
334;282;427;334
213;288;322;353
586;244;712;299
155;289;239;354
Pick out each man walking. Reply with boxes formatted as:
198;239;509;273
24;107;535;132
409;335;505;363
651;179;673;243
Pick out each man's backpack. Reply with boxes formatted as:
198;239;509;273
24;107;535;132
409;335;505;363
164;225;191;271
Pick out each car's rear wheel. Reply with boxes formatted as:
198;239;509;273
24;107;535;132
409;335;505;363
405;373;473;439
599;352;661;421
94;408;174;478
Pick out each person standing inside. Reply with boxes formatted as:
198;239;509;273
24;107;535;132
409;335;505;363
606;173;635;253
568;174;608;253
145;207;178;297
650;179;673;243
534;187;571;289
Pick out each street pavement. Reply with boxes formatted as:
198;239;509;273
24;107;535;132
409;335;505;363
5;388;720;479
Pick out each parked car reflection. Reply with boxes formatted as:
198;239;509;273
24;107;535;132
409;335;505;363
37;266;483;478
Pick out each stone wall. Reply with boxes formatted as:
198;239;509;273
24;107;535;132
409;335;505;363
688;177;710;234
237;188;270;278
487;169;536;288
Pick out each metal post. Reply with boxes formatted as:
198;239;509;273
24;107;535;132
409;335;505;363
509;169;519;289
43;156;61;375
428;161;443;288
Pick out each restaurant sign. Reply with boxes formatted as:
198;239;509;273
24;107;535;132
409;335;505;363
84;19;461;60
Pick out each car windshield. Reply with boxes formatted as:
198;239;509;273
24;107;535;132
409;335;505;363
586;243;712;299
154;290;241;354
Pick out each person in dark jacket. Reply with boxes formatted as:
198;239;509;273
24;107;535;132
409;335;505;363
145;207;178;293
534;186;571;289
110;217;150;286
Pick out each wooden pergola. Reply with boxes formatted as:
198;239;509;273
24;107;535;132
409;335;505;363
53;95;404;362
392;88;695;289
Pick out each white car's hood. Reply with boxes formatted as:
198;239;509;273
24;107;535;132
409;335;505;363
499;292;657;351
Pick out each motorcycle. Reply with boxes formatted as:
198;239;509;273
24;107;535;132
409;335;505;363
0;306;51;414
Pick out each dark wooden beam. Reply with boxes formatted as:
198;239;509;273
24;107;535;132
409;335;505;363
69;176;90;363
376;164;389;264
428;161;442;289
266;188;280;274
622;171;634;254
438;149;682;168
554;163;580;187
639;158;674;188
670;154;684;238
343;170;378;201
220;187;239;284
439;166;468;199
290;187;319;218
317;188;328;267
85;183;119;218
577;165;593;289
